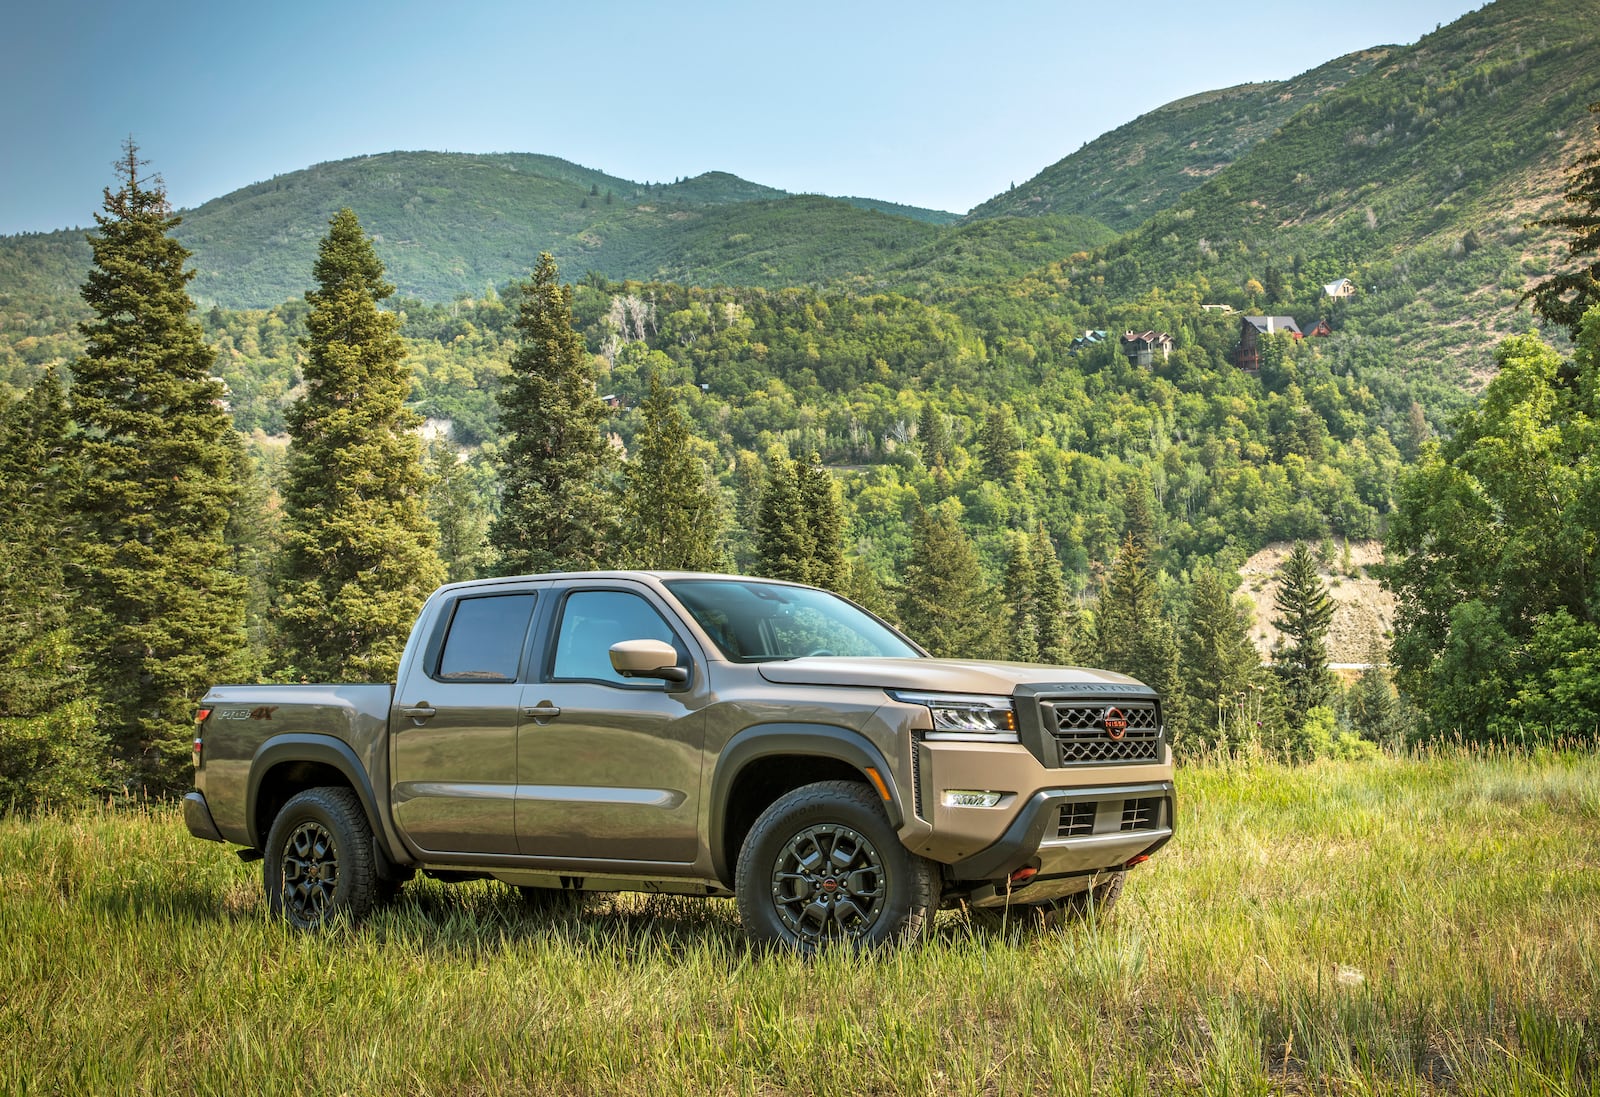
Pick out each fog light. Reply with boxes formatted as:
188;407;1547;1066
943;790;1004;808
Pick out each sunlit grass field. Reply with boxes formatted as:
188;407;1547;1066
2;749;1596;1095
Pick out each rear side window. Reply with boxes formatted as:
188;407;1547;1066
436;593;538;682
551;590;681;686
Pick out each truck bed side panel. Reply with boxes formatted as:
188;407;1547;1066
199;683;393;845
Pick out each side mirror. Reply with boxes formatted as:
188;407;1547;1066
609;638;689;684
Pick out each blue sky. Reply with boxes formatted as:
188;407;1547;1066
1;0;1480;235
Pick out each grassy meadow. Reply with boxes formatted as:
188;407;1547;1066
2;749;1596;1096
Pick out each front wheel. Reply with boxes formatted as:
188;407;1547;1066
263;787;379;929
736;780;937;953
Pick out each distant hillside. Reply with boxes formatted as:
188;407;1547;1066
0;152;959;311
967;49;1390;231
1023;0;1600;390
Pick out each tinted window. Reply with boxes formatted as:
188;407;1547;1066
436;594;538;681
551;590;681;685
665;579;919;662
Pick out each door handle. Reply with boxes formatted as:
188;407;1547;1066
399;704;437;720
522;704;561;720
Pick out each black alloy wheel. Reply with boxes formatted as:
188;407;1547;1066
736;779;936;952
264;786;379;929
770;820;887;942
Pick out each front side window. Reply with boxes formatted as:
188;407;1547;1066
435;593;538;681
550;590;682;686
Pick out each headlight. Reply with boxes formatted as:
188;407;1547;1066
887;691;1019;742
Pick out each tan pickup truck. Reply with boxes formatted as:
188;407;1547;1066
186;571;1173;949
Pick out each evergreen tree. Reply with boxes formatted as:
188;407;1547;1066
620;373;726;570
1094;533;1185;737
274;208;444;682
489;252;617;573
899;505;1000;659
842;557;897;624
977;403;1022;483
797;452;846;591
0;373;107;808
425;440;494;583
1524;101;1600;338
69;144;249;788
1002;532;1039;663
1181;567;1264;747
753;447;808;583
1272;541;1335;717
1032;524;1077;665
917;401;954;468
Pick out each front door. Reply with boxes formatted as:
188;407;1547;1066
515;585;706;864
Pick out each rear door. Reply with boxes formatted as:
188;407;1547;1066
515;581;708;864
390;584;543;856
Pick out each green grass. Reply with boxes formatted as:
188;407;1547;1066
3;750;1597;1095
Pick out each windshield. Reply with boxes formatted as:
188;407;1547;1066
664;579;922;663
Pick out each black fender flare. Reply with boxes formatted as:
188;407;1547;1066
708;723;905;887
245;734;402;865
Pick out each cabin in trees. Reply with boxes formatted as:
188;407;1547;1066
1303;318;1333;338
1323;277;1356;299
1234;315;1303;371
1069;329;1108;353
1120;330;1174;367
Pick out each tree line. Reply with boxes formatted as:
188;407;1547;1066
4;114;1599;809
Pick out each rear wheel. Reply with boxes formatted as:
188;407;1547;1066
264;787;379;929
736;780;936;953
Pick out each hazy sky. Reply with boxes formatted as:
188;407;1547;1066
1;0;1480;235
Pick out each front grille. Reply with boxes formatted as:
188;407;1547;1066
1120;797;1161;831
1057;802;1096;838
1046;701;1161;765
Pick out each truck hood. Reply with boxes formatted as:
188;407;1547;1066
755;657;1148;695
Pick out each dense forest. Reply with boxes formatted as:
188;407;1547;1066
2;0;1599;806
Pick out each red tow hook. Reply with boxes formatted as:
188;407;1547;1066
1009;866;1038;885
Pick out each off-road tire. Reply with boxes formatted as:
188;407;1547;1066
968;869;1126;933
736;779;937;953
264;787;379;930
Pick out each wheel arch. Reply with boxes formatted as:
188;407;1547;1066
708;723;904;889
246;734;399;864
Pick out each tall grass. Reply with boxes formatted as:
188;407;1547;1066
2;749;1596;1095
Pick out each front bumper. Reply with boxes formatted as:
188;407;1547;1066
949;781;1174;881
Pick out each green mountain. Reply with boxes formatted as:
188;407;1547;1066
1039;0;1600;382
966;49;1391;231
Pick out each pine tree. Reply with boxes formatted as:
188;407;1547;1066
69;144;248;788
274;208;444;682
1032;524;1077;665
0;373;107;807
754;448;808;582
1272;540;1335;716
1094;533;1185;736
899;505;1000;659
842;557;897;624
1002;533;1040;663
797;452;846;591
620;373;726;570
425;440;494;583
1524;101;1600;338
489;253;617;572
977;403;1022;483
917;401;954;468
1181;567;1263;747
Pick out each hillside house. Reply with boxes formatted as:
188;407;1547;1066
1070;329;1108;352
1234;315;1302;371
1120;330;1174;367
1323;278;1356;299
1303;318;1333;338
